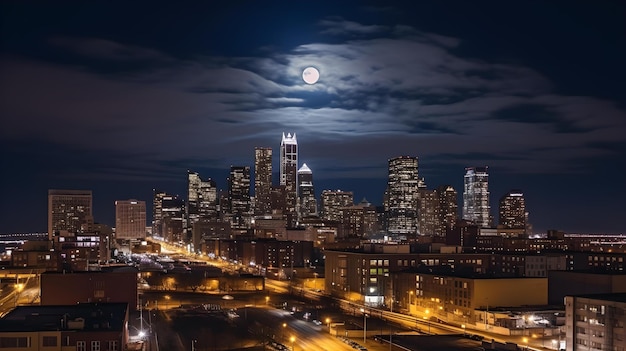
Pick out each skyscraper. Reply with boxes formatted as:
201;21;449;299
48;189;93;239
417;188;438;236
280;132;298;227
228;166;251;230
499;190;528;233
320;189;353;222
297;163;318;219
152;189;166;236
385;156;419;236
254;147;273;216
161;194;185;242
115;199;146;240
187;171;218;233
436;185;458;237
462;166;491;228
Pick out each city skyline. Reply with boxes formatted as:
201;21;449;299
1;1;625;234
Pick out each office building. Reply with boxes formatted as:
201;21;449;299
187;171;219;229
436;185;458;237
114;199;146;240
228;166;251;230
340;199;378;238
152;189;167;236
298;163;318;219
161;194;185;242
499;190;528;233
254;147;273;216
463;166;491;228
385;156;419;237
320;189;353;223
48;189;93;240
417;188;438;236
280;132;298;227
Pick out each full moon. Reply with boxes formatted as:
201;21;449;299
302;67;320;84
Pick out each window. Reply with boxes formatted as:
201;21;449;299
77;341;86;351
0;337;28;348
91;340;100;351
43;336;57;347
107;341;118;351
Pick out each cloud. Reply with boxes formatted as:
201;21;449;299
49;37;169;61
2;19;625;184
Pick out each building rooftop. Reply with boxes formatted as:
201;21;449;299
571;293;626;303
0;302;128;332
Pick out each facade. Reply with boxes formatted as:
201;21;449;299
320;190;354;223
548;270;626;305
254;147;273;216
297;163;318;219
228;166;251;230
152;189;167;237
40;270;138;310
0;303;129;351
280;132;298;227
340;199;378;238
48;189;93;240
565;293;626;351
385;156;419;237
114;199;146;240
417;188;438;236
463;167;491;228
436;185;458;238
161;194;185;242
499;190;528;234
187;171;219;231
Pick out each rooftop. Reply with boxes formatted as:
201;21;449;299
0;302;128;332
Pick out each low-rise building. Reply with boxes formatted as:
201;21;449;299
564;293;626;351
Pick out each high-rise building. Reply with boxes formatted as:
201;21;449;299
280;132;298;227
115;199;146;240
463;166;491;228
499;190;528;232
385;156;419;237
341;198;379;238
254;147;273;216
298;163;318;219
161;194;185;242
48;189;93;240
436;185;458;237
417;189;438;236
152;189;167;236
228;166;251;230
320;190;353;223
187;171;218;233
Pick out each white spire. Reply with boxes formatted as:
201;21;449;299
298;163;312;174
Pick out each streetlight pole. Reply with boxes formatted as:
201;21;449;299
360;308;368;344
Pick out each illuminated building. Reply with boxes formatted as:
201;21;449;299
385;156;419;237
114;199;146;240
187;170;218;233
280;132;298;227
297;163;318;219
152;189;166;236
254;147;273;216
499;190;529;234
436;185;458;237
48;189;93;240
341;199;378;238
565;293;626;351
161;194;185;242
320;189;353;223
417;189;438;236
463;166;491;228
228;166;251;230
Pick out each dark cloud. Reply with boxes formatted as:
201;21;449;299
1;2;625;233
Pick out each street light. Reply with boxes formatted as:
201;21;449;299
522;337;529;350
461;324;466;336
290;335;295;351
360;308;368;343
265;295;270;305
325;318;331;330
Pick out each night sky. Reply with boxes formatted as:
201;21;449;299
1;1;625;234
